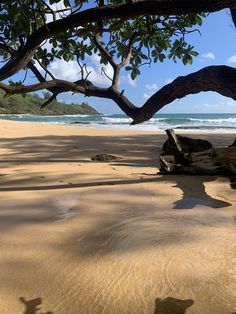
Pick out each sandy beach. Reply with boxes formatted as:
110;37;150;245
0;120;235;314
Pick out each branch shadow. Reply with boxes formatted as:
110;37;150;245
154;297;194;314
19;296;53;314
0;174;232;209
0;176;160;192
229;176;236;190
0;133;234;208
0;134;163;169
172;175;232;209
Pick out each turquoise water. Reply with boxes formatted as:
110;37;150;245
1;113;236;132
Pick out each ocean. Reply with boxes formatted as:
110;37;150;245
1;113;236;132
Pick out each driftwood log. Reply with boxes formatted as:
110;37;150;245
160;129;236;175
163;132;212;154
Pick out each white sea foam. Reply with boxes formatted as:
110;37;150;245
63;114;91;117
1;113;236;133
189;118;236;124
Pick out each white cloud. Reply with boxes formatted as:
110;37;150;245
145;83;158;92
143;93;150;100
36;52;114;87
46;0;67;23
227;55;236;63
202;103;211;108
202;99;236;109
48;59;79;81
143;82;158;100
220;99;235;107
201;52;215;61
120;74;137;87
165;78;173;84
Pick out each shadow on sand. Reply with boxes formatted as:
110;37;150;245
0;133;233;212
154;297;194;314
0;174;232;209
230;176;236;190
19;297;52;314
172;175;232;209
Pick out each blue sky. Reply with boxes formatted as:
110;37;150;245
12;7;236;114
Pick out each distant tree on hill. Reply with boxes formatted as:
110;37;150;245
43;92;52;100
0;0;235;124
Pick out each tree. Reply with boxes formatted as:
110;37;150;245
43;91;51;100
0;0;235;124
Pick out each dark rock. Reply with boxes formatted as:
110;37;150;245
91;154;120;162
162;135;212;154
70;121;90;124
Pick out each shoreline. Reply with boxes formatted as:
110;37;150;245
0;119;235;314
1;113;236;134
1;117;236;135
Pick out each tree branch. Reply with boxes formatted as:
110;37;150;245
41;93;57;108
131;65;236;124
118;33;136;68
1;65;235;125
0;80;86;96
0;0;235;81
0;78;117;103
34;56;55;80
93;33;117;70
93;33;121;89
230;8;236;27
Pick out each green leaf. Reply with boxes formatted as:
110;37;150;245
159;53;165;62
189;50;198;57
64;0;71;7
125;66;133;71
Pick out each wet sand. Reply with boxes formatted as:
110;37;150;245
0;120;235;314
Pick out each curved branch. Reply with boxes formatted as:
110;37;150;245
230;8;236;27
41;93;57;108
1;65;235;125
131;65;236;124
0;0;235;80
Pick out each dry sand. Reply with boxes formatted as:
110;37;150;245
0;120;235;314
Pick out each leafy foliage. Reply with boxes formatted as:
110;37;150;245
0;1;205;81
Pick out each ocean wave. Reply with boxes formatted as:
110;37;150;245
63;114;94;118
101;116;236;125
101;117;188;125
1;113;236;133
189;117;236;123
102;117;132;123
175;125;236;130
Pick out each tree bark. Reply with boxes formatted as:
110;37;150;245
165;129;189;164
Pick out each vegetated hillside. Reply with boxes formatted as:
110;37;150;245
0;91;99;115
